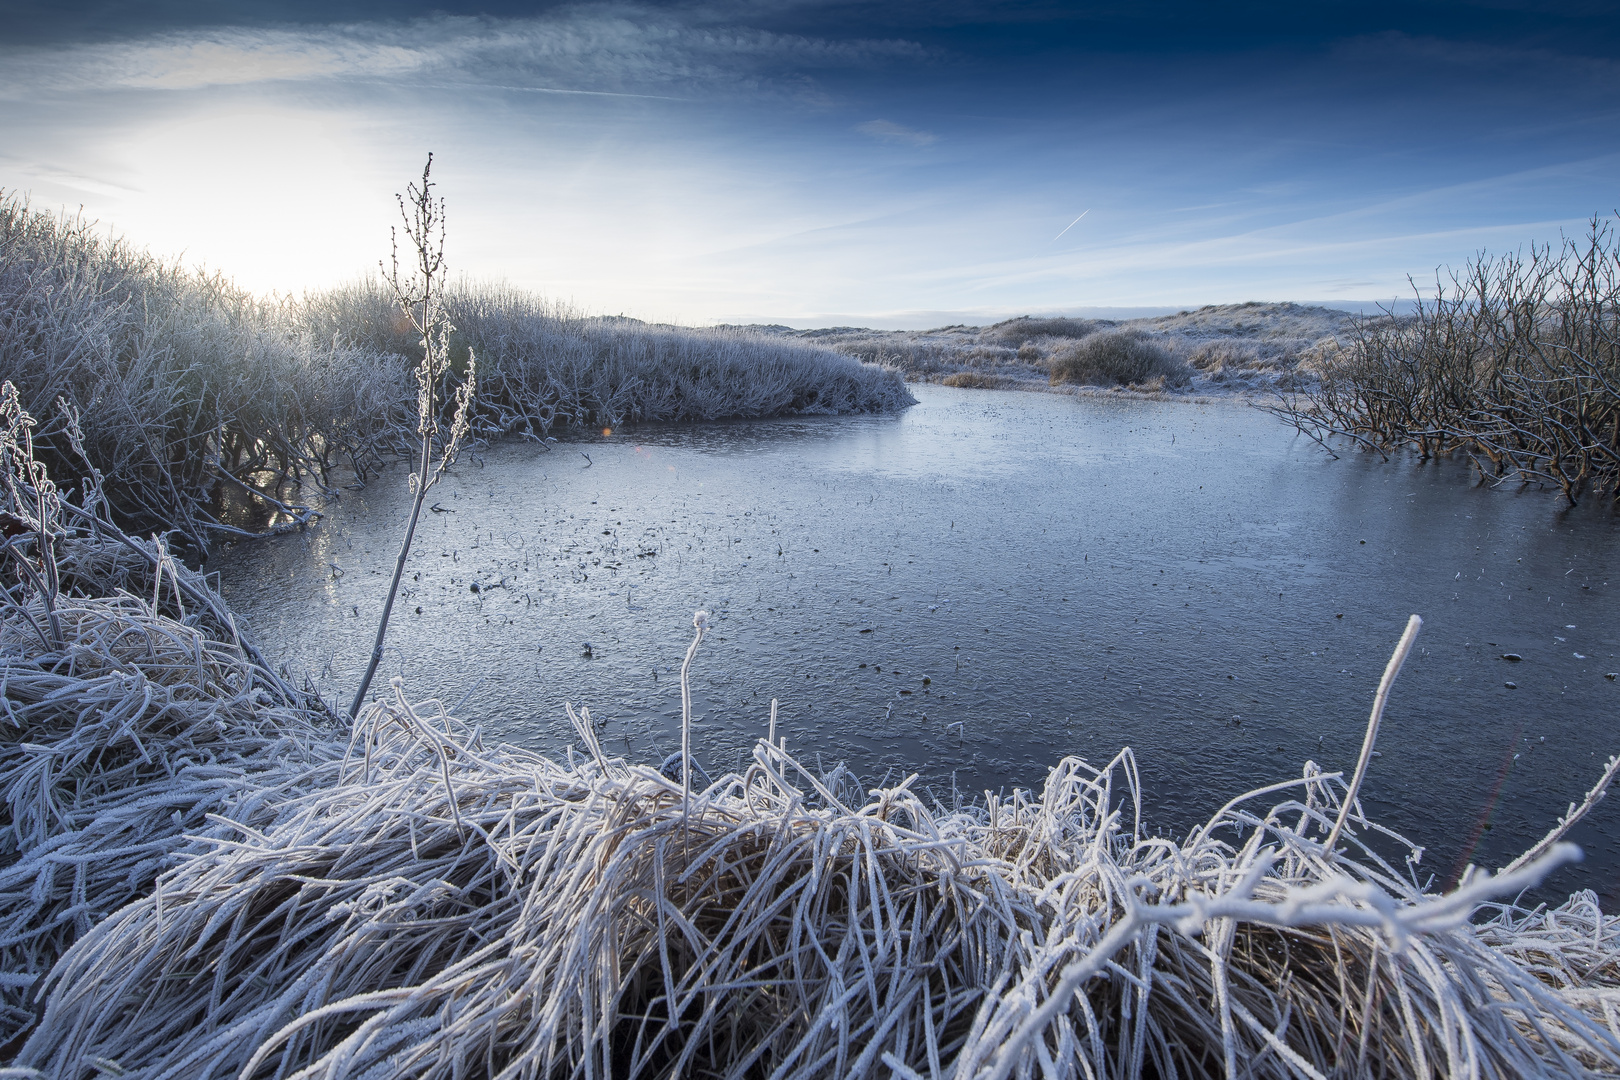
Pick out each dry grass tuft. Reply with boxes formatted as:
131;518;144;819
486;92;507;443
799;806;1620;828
3;548;1620;1075
0;553;339;1054
942;372;1017;389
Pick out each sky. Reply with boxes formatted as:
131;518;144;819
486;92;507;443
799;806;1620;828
2;1;1619;328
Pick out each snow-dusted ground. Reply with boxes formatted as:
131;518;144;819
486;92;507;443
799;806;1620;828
733;301;1360;397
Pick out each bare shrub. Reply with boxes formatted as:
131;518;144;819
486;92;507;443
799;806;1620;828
1049;329;1192;388
1270;217;1620;503
297;281;914;434
0;193;403;552
295;278;420;357
447;290;913;432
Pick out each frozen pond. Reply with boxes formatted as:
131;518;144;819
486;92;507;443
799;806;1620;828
217;384;1620;901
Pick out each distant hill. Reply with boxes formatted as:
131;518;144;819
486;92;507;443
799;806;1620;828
720;301;1371;396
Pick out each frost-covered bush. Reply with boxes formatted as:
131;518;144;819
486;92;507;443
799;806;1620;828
991;315;1100;342
0;192;911;550
0;193;407;552
1048;329;1192;388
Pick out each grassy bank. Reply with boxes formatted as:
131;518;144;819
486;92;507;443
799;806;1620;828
4;453;1620;1076
0;193;912;554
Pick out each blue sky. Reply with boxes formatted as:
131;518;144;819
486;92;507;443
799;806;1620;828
2;1;1618;327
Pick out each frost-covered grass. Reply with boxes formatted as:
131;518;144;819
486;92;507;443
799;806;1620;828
5;519;1620;1076
301;280;914;440
1047;330;1192;389
7;195;1620;1074
748;303;1350;396
0;193;910;553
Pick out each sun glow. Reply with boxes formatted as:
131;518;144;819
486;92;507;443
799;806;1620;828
23;102;395;296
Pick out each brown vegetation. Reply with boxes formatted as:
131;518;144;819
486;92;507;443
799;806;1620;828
942;371;1017;389
1047;329;1193;389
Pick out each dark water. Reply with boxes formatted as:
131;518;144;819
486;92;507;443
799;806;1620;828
217;385;1620;901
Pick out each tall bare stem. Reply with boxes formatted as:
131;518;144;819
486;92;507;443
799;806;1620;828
349;155;476;719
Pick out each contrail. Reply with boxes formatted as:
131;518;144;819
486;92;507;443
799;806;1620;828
1052;209;1089;242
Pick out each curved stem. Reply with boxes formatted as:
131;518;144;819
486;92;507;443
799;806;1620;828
1325;614;1422;854
679;612;709;839
1502;752;1620;876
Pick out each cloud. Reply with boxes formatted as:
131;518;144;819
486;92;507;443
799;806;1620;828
856;119;937;146
23;166;142;197
0;7;931;101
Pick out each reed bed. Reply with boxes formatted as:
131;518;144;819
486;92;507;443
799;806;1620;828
0;193;910;553
3;543;1620;1076
303;282;916;440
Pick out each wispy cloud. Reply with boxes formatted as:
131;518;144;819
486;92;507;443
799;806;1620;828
0;8;931;101
20;166;141;198
3;2;1616;322
856;119;936;146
